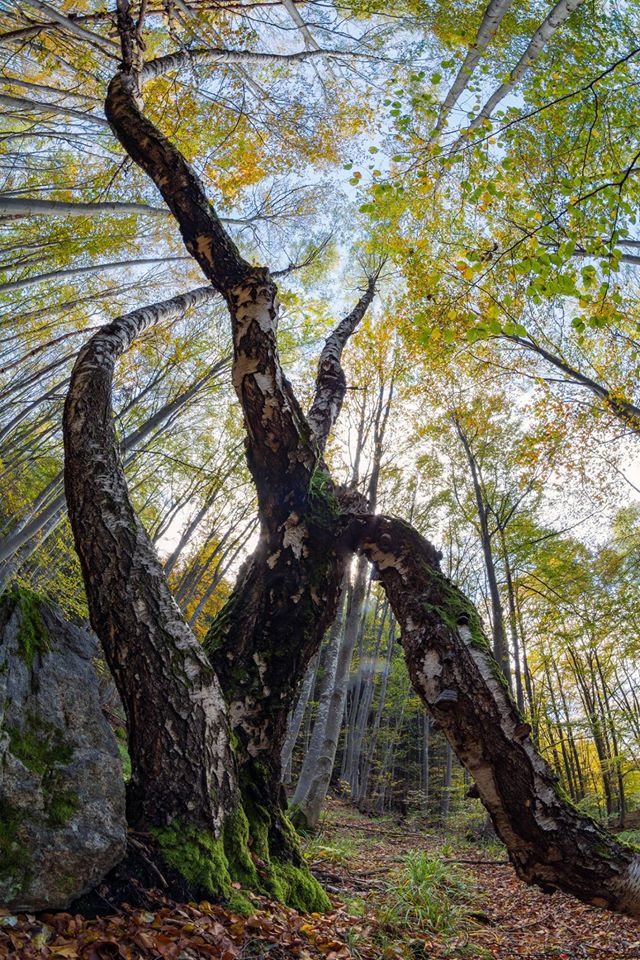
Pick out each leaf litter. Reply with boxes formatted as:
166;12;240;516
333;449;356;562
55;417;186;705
1;802;639;959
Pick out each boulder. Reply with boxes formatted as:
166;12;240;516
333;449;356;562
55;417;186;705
0;587;127;910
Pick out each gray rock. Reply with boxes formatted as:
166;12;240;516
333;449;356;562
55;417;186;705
0;587;127;911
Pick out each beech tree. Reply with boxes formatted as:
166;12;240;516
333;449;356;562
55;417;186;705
56;0;640;920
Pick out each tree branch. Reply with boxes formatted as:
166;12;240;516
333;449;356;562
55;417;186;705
105;3;329;522
307;264;384;452
0;92;110;128
505;334;640;435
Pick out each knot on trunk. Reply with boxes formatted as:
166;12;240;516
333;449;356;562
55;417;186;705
335;484;369;516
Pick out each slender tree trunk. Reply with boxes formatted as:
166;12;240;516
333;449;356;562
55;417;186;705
551;657;586;800
421;712;431;817
594;652;626;826
450;0;587;151
358;613;395;805
0;342;223;578
452;416;512;688
349;601;388;800
281;652;320;785
0;255;191;295
500;532;525;711
290;557;369;830
291;591;345;802
440;744;454;821
341;578;373;784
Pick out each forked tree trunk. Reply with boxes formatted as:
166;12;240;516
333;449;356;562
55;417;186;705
60;0;640;919
356;515;640;918
64;0;379;909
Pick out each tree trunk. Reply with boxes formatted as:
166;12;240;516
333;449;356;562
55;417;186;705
440;744;454;821
420;712;431;817
357;515;640;918
290;594;345;801
453;416;512;687
281;651;320;785
63;288;258;906
357;612;395;805
349;601;388;800
500;532;526;712
289;556;369;830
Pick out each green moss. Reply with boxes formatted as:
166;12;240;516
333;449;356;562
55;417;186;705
422;574;489;652
616;829;640;852
423;572;516;704
272;862;331;913
118;741;132;782
4;586;50;669
153;818;253;913
7;713;78;827
222;804;259;888
153;788;331;916
47;789;79;826
153;820;229;895
307;467;342;528
8;713;73;777
0;798;31;898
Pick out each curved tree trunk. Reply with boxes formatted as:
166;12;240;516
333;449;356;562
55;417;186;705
62;287;261;906
356;514;640;918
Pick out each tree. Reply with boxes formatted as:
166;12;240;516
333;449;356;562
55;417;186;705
58;0;640;919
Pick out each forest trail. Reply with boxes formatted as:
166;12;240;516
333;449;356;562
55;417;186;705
1;800;639;960
309;801;640;959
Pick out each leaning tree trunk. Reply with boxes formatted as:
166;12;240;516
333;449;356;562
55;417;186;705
63;287;262;908
356;514;640;918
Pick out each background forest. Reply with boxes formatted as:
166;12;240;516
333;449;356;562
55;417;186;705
1;0;640;938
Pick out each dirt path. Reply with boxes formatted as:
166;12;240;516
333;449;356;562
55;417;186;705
311;802;640;960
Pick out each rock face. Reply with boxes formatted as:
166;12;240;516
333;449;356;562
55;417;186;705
0;587;127;910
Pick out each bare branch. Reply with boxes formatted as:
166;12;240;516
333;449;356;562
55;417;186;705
307;261;385;451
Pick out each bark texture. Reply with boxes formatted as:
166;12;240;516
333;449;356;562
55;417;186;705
98;16;379;905
356;514;640;919
64;287;237;836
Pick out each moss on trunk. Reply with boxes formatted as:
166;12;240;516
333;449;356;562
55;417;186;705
153;796;330;915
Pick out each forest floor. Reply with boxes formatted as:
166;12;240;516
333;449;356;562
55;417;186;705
1;800;639;960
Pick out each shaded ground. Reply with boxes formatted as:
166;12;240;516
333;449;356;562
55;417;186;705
309;801;640;959
1;800;638;959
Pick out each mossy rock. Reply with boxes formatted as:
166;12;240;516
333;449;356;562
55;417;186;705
0;590;126;910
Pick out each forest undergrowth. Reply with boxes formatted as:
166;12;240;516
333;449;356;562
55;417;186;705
1;800;639;960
